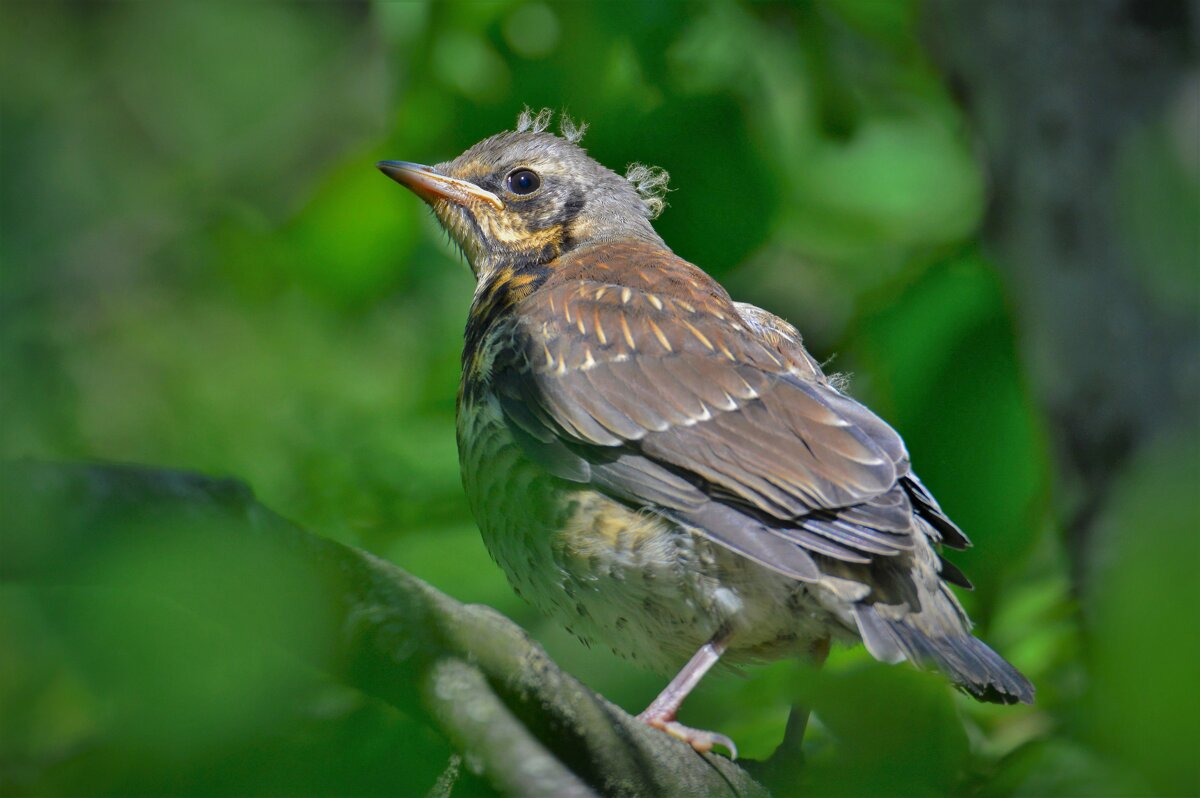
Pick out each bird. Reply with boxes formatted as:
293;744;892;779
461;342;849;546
377;109;1033;758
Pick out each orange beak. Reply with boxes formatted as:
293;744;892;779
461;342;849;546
376;161;504;210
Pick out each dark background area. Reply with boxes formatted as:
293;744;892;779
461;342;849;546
1;1;1196;796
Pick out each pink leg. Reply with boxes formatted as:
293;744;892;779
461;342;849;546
637;634;737;758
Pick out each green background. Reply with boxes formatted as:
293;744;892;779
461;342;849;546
2;1;1196;796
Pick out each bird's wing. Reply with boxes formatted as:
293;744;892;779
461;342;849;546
486;268;952;582
730;300;972;551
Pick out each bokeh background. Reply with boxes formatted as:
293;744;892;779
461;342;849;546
1;1;1196;796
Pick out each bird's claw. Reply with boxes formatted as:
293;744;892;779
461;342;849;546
638;714;738;760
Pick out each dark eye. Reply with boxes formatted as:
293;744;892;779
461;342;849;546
506;168;541;195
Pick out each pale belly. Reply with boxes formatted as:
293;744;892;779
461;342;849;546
458;394;852;675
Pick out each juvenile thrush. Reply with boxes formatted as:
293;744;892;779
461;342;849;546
378;112;1033;757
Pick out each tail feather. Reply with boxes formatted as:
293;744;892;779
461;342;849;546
853;605;1034;704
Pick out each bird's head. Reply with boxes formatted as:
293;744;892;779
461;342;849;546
378;112;667;281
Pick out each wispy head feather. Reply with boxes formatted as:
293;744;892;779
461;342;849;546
558;114;588;144
624;163;671;219
515;106;588;144
515;106;554;134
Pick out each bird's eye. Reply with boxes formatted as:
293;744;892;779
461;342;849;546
506;169;541;196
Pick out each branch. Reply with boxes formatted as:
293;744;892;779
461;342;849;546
1;460;768;798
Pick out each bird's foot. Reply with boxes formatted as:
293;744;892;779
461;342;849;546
636;711;738;760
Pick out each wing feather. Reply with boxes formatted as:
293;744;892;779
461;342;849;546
485;267;963;571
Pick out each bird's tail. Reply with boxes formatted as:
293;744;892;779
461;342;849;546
853;602;1035;705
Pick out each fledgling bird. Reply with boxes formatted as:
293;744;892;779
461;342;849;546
378;110;1033;757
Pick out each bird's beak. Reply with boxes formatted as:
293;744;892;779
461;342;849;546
376;161;504;211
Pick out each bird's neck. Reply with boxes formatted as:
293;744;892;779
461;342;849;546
462;259;552;376
473;219;664;278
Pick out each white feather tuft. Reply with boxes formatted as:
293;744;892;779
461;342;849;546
624;163;671;219
514;107;588;143
516;106;554;134
559;113;588;144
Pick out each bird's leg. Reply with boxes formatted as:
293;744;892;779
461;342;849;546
768;636;831;766
744;638;832;791
637;633;737;758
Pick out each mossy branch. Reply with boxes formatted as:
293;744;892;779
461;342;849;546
1;461;768;798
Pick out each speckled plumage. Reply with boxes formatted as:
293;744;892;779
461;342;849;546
458;381;846;676
378;115;1032;752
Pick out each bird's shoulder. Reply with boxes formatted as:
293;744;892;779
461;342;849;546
511;239;825;384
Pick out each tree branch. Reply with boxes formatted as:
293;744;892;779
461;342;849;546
0;460;768;798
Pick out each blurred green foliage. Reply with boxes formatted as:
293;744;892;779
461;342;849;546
1;1;1195;796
